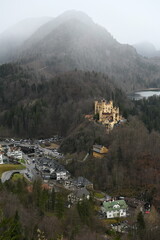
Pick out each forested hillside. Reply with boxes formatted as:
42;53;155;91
131;96;160;132
0;63;128;138
66;117;160;206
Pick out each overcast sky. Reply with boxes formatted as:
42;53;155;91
1;0;160;49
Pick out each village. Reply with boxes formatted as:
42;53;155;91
0;100;151;234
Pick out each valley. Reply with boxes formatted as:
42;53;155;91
0;9;160;240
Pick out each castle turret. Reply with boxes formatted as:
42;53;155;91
95;101;98;114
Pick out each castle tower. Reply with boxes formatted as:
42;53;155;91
94;99;122;130
95;101;98;114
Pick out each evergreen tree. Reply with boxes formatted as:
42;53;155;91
0;211;23;240
39;188;50;211
49;189;55;212
77;198;93;225
137;211;145;230
137;211;145;240
55;193;65;219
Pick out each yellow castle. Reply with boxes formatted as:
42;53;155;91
95;99;121;130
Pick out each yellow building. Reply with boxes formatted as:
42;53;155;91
95;99;121;130
93;144;108;158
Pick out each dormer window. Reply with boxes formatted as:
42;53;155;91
113;204;120;209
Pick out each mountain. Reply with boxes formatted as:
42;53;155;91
1;11;160;91
23;10;94;48
0;17;52;64
13;10;160;92
133;42;160;58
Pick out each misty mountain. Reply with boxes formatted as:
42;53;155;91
1;11;160;91
14;10;160;92
133;42;160;58
0;17;52;64
23;10;94;48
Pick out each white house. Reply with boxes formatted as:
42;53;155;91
7;147;22;160
101;200;128;218
56;170;70;180
0;154;3;164
14;150;23;159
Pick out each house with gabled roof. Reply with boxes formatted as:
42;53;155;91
101;200;128;218
93;144;108;158
73;176;93;189
68;187;90;204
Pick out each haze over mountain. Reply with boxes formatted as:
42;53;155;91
1;10;160;91
0;17;52;64
18;11;160;91
133;42;160;58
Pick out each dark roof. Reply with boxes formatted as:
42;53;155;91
74;176;93;186
37;157;69;174
93;144;103;149
74;188;90;198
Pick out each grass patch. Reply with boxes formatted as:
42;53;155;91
18;159;25;164
11;173;23;181
94;192;105;198
0;164;26;177
45;143;60;149
102;217;128;225
103;219;118;225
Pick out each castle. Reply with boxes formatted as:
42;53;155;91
95;99;121;130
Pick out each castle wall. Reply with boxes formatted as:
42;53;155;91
94;99;121;130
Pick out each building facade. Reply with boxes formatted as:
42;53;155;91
93;144;108;158
101;200;128;218
0;154;3;164
95;99;121;130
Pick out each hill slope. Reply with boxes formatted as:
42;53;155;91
0;17;52;64
16;10;160;92
0;63;127;138
133;42;160;58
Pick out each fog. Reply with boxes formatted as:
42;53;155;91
1;0;160;49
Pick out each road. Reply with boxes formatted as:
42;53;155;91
1;169;27;183
22;153;38;180
0;141;63;183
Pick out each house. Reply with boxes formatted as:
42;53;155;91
7;147;23;159
36;156;71;182
56;170;70;181
0;153;3;164
101;200;128;218
14;150;23;159
73;176;93;189
93;144;108;158
68;187;90;204
0;145;3;151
